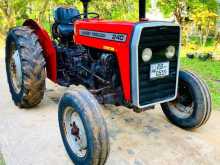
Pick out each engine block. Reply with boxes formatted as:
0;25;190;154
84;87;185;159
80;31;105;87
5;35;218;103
56;45;120;91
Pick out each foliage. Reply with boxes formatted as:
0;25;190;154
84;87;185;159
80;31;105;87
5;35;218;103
0;0;139;34
157;0;218;24
0;0;28;34
191;9;218;46
157;0;219;46
157;0;188;25
181;56;220;110
0;0;219;34
0;152;5;165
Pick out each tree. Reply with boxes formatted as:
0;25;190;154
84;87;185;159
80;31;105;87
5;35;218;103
157;0;218;46
192;9;218;46
157;0;218;26
157;0;188;25
0;0;32;35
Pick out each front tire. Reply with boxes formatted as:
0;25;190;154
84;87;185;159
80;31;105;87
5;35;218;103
161;70;211;129
58;89;109;165
5;26;46;108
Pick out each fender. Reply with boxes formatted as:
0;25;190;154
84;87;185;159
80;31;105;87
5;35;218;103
23;19;57;82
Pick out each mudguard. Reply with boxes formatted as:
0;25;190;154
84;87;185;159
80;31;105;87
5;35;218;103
23;19;57;82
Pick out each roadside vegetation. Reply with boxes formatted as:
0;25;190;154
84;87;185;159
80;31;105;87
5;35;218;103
181;56;220;110
0;152;5;165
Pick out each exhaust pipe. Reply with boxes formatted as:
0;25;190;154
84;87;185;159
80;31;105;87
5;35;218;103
83;2;89;18
80;0;91;19
139;0;146;21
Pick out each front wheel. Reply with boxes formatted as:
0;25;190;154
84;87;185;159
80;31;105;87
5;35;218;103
58;89;109;165
161;70;211;129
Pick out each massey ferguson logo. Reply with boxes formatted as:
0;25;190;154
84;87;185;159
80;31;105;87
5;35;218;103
79;29;127;42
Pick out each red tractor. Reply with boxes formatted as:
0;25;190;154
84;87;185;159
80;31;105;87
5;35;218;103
5;0;211;164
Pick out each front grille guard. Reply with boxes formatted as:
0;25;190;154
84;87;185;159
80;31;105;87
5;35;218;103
131;22;181;109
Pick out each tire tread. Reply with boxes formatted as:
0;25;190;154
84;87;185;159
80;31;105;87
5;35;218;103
6;26;46;108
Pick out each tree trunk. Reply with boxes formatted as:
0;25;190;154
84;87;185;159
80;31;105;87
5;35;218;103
39;0;50;24
0;0;15;34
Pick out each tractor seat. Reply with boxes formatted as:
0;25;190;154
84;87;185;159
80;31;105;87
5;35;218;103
57;24;74;38
54;7;80;24
53;7;80;40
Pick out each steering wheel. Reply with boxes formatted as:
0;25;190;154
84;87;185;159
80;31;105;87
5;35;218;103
72;12;100;21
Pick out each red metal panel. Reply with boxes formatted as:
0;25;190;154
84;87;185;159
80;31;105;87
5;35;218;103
74;19;135;101
23;19;57;83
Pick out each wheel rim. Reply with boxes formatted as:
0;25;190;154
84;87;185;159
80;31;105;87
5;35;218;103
63;107;87;158
168;81;194;119
9;45;22;94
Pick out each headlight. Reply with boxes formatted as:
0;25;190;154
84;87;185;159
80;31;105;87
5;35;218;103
165;46;176;59
142;48;152;62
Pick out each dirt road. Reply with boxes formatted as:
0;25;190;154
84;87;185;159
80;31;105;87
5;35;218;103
1;48;220;165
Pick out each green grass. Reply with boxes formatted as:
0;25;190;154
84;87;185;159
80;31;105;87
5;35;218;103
180;57;220;110
189;36;215;47
0;152;5;165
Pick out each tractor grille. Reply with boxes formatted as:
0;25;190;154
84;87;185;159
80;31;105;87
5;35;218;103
137;26;180;106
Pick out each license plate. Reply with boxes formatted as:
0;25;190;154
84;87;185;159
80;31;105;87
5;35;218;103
150;62;169;79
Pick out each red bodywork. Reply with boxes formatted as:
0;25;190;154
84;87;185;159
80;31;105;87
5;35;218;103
24;19;136;102
23;19;57;82
74;19;135;101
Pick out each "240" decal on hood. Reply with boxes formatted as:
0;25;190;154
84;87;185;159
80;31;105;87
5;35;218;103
79;29;127;42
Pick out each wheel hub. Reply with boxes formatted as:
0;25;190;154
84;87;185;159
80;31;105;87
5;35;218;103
9;50;22;94
71;122;80;139
168;82;194;119
63;107;87;157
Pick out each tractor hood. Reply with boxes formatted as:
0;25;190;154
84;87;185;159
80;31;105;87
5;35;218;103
74;19;135;50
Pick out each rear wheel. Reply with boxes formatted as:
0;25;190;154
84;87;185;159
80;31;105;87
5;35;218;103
58;89;109;165
161;70;211;129
5;26;46;108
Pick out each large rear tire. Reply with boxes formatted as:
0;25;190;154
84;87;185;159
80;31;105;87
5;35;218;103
58;89;109;165
161;70;211;129
5;26;46;108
